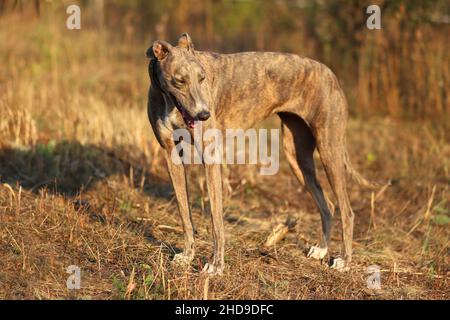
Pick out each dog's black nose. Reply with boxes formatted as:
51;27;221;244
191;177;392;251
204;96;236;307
197;110;210;121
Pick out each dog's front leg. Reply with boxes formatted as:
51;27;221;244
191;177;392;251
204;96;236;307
203;163;225;276
164;151;195;266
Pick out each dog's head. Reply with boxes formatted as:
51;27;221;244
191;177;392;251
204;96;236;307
146;33;209;128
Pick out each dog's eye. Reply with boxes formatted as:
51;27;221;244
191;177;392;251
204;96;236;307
172;77;185;86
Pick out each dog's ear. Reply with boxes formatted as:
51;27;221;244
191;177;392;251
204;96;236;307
178;33;194;51
145;46;155;59
148;40;172;60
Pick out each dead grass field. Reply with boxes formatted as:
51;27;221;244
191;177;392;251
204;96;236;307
0;14;449;299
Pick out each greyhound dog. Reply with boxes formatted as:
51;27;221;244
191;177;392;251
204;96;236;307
146;33;375;275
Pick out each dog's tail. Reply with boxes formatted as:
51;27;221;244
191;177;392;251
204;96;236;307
343;149;381;190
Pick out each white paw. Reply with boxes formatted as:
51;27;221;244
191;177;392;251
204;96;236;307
307;245;328;260
202;262;224;276
172;252;193;266
330;257;349;271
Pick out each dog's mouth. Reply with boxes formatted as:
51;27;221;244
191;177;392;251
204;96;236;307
172;95;197;129
180;106;197;129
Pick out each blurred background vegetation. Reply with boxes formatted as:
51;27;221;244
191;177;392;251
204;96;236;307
1;0;448;120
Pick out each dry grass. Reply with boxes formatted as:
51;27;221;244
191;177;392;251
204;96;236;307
0;14;449;300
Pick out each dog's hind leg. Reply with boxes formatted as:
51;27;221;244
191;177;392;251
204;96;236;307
279;112;332;260
164;151;195;266
315;108;354;271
